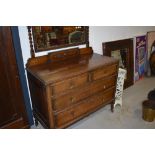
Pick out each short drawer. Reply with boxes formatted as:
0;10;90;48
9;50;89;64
51;73;88;95
52;75;116;111
55;87;115;128
92;64;118;81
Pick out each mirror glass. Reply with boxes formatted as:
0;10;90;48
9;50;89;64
31;26;88;52
111;48;128;79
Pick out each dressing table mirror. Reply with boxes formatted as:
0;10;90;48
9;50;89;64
27;26;89;57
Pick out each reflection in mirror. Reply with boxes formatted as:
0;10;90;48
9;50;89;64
31;26;88;52
111;48;128;79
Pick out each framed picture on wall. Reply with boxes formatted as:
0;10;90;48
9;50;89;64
135;35;146;81
102;39;134;89
146;31;155;76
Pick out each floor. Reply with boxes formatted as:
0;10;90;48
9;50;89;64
31;77;155;129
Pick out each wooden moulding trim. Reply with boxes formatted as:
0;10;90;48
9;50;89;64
26;55;48;68
79;47;93;55
48;48;80;63
1;117;29;129
26;47;93;68
46;86;55;128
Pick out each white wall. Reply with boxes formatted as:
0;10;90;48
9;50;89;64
89;26;155;54
18;26;31;65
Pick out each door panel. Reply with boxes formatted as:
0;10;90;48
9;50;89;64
0;27;29;128
0;55;18;125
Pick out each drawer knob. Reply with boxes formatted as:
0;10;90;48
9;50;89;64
69;81;74;89
102;98;105;102
88;73;92;82
70;84;74;89
71;111;75;117
70;97;75;103
104;85;106;89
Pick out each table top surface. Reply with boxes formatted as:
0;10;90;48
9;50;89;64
27;53;118;84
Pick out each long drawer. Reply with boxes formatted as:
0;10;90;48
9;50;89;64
55;87;115;128
92;64;117;81
52;75;117;111
51;73;88;95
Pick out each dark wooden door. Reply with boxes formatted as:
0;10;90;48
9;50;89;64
0;27;29;128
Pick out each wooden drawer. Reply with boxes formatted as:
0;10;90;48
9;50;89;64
51;73;88;95
52;75;116;111
55;87;115;128
92;64;117;81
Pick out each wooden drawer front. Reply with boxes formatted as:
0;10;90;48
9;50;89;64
51;73;88;95
52;75;116;111
92;65;117;81
55;87;115;128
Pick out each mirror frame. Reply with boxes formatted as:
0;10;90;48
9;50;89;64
27;26;89;57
